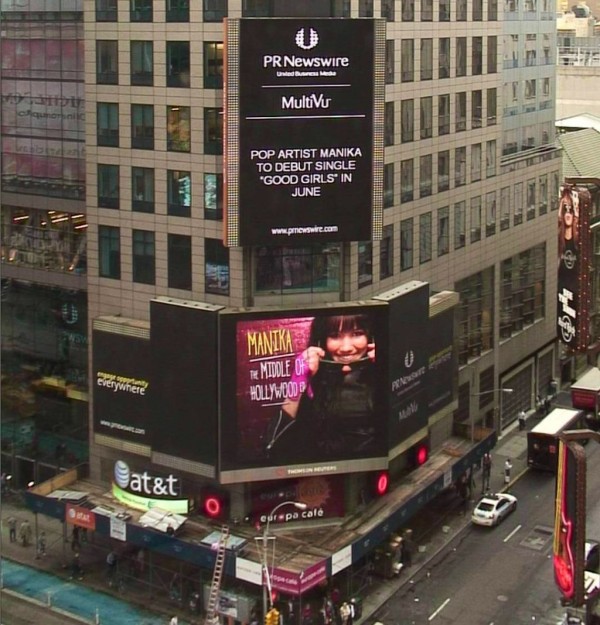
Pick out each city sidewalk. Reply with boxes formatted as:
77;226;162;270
355;412;538;625
0;412;539;625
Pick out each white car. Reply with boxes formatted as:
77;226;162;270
471;493;518;527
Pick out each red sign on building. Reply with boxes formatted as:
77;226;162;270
65;503;96;530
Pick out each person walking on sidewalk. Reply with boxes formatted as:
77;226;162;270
7;516;17;543
36;531;47;559
19;519;32;547
504;458;513;485
482;453;492;493
518;409;526;431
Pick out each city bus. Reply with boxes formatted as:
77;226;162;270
527;407;587;472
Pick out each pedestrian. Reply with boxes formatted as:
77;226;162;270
482;453;492;493
36;531;47;559
518;409;526;431
0;472;7;495
169;615;178;625
504;458;513;485
19;519;32;547
544;396;551;415
70;552;83;580
339;603;350;625
7;516;17;543
71;525;81;552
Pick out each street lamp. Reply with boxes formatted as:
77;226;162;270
470;388;514;438
259;500;307;618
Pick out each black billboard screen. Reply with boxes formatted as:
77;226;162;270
92;329;151;444
150;300;220;468
379;283;430;449
219;304;389;483
225;18;385;247
427;307;456;413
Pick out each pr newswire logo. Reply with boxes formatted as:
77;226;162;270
295;28;318;50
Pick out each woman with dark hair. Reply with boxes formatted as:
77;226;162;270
558;185;579;272
265;314;378;462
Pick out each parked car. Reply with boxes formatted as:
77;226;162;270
471;493;518;527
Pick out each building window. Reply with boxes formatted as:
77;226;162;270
255;245;340;294
470;196;482;243
439;38;450;79
400;158;413;202
471;143;482;182
168;170;191;217
98;164;119;209
456;38;467;77
168;234;192;290
419;155;432;198
487;88;497;125
419;212;432;264
203;0;227;21
438;206;450;257
205;238;229;295
472;37;483;76
167;42;190;88
204;42;223;89
401;0;414;20
204;108;223;154
472;0;483;19
99;225;120;279
486;140;496;178
131;104;154;150
527;179;536;220
204;173;223;220
400;218;413;270
166;0;189;22
455;146;466;187
420;39;433;80
457;0;467;19
500;244;545;338
514;182;523;225
438;150;450;192
401;99;414;143
380;225;394;279
456;267;494;365
358;242;373;287
96;40;118;84
385;40;395;83
439;0;450;19
132;229;155;284
401;39;414;82
360;0;374;16
384;164;394;208
132;167;154;213
420;97;432;139
382;0;395;19
472;90;482;129
455;92;466;132
488;0;498;19
500;186;511;230
385;101;395;146
487;36;497;73
486;192;496;237
97;103;119;147
438;94;450;135
421;0;433;20
131;0;152;21
131;41;153;86
167;106;191;152
454;201;466;249
539;175;548;216
96;0;117;21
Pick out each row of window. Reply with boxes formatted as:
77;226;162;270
380;0;497;20
97;104;222;154
97;165;221;219
96;40;222;88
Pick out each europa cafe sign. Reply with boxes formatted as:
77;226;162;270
111;460;189;514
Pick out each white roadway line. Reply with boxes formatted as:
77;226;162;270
503;524;522;543
428;598;451;621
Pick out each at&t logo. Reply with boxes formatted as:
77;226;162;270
114;460;180;497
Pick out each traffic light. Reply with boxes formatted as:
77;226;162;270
198;487;230;520
265;608;280;625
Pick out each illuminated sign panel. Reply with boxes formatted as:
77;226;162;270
225;18;385;246
557;185;592;352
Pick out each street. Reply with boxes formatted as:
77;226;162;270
0;590;88;625
370;441;600;625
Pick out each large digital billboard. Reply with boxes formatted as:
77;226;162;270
150;299;221;471
224;18;385;247
557;185;592;352
426;306;457;414
219;304;389;483
376;282;430;450
92;325;151;445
